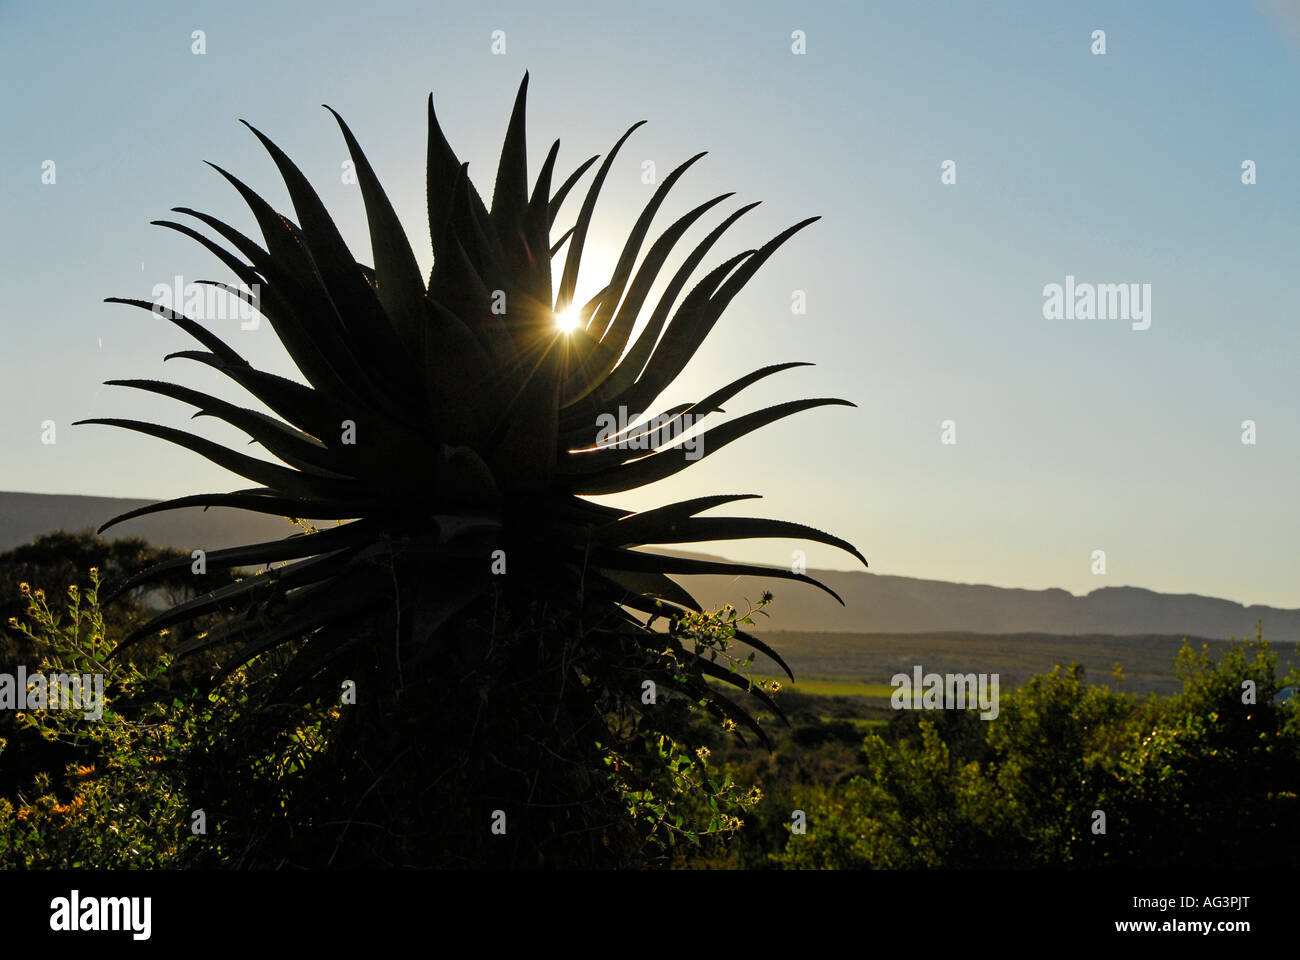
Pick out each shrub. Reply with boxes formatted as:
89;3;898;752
771;630;1300;869
0;571;194;868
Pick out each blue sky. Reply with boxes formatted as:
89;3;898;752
2;0;1297;607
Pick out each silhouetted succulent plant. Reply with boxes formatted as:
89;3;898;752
84;74;863;745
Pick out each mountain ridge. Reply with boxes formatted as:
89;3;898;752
2;491;1294;642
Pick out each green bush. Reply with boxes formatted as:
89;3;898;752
0;572;194;867
771;629;1300;869
1;565;764;869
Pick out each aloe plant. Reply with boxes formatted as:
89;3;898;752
82;74;863;748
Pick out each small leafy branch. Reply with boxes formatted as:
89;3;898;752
600;734;761;856
598;599;774;859
1;570;194;867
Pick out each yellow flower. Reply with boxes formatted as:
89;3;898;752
18;583;30;595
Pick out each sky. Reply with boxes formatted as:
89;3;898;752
1;0;1297;608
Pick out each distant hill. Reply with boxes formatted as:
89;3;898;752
3;491;1296;643
673;561;1300;644
0;492;303;554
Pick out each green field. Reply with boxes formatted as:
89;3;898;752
756;677;899;699
739;631;1298;699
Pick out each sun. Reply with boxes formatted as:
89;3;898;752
554;306;581;333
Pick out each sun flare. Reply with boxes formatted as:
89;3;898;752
554;306;581;333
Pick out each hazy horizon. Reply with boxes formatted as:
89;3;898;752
5;490;1299;622
3;0;1298;608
